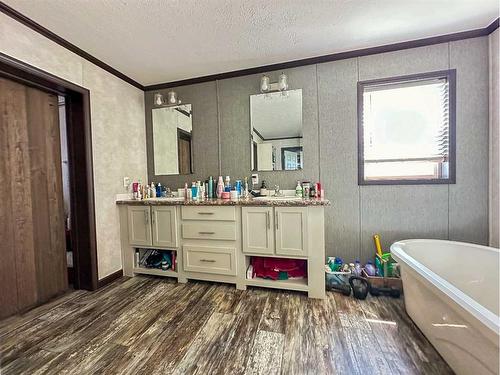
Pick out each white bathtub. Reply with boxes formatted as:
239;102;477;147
391;239;499;375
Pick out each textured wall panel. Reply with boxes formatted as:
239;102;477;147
218;65;319;189
358;42;450;261
489;29;499;247
357;43;449;80
145;81;219;188
360;185;449;261
317;58;360;260
449;37;489;245
83;60;147;278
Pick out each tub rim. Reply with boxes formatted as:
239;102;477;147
390;239;500;335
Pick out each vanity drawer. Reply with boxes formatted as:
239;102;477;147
181;222;236;241
181;206;236;221
183;245;236;276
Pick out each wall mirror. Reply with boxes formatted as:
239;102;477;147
152;104;193;175
250;89;303;171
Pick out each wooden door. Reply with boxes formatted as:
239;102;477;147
128;206;152;246
275;207;308;257
177;129;192;174
0;77;68;319
152;206;178;248
242;207;274;254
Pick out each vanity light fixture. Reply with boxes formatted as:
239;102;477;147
153;91;182;107
260;73;289;93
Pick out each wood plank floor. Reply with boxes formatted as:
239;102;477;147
0;276;453;375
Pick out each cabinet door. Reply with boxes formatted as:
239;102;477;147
275;207;308;257
128;206;152;246
242;207;274;254
152;206;178;248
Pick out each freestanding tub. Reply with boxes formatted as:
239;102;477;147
391;239;499;375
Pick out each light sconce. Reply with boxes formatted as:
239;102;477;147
260;73;289;93
153;91;182;106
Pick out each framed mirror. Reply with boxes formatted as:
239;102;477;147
250;89;303;171
152;104;193;175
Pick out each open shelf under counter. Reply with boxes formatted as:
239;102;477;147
132;267;178;278
245;277;308;292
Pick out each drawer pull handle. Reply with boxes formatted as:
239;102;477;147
198;212;214;215
200;259;216;263
199;231;215;235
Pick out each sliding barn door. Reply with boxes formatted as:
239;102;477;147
0;77;68;319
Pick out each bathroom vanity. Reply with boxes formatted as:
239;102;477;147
117;197;329;298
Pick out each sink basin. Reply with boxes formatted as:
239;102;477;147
253;196;302;201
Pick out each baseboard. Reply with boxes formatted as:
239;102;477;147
97;269;123;288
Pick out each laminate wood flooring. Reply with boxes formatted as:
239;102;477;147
0;276;453;375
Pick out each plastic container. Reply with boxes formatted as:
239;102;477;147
325;265;351;295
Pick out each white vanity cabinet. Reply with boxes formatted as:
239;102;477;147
242;206;308;257
242;207;274;254
275;207;308;257
127;206;178;248
151;206;178;248
119;201;327;299
128;206;152;246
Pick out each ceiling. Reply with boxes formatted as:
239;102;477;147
3;0;499;86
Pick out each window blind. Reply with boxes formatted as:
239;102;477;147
362;77;450;162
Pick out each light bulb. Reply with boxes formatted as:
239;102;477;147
260;75;270;92
154;93;163;106
278;73;288;91
167;91;178;104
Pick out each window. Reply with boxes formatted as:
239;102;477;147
358;70;456;185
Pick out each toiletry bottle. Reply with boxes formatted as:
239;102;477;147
243;177;249;198
235;180;242;197
191;182;198;200
295;181;302;197
260;180;268;196
132;182;138;200
208;176;213;199
354;260;362;276
310;185;316;198
217;176;224;198
184;182;188;200
316;182;322;198
302;181;310;198
150;182;156;198
225;176;231;192
156;183;162;198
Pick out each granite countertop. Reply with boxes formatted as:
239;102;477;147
116;197;330;207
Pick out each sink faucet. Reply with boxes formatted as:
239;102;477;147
274;185;282;197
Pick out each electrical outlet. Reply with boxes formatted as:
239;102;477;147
251;173;259;186
123;177;131;190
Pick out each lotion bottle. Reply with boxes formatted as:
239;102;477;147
217;176;224;198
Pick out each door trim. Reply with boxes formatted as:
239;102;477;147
0;52;99;291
